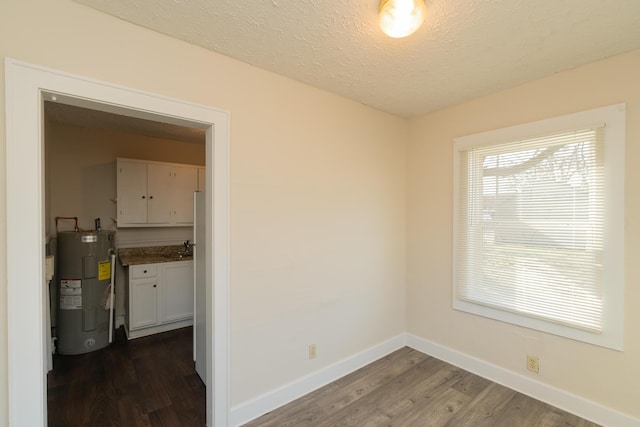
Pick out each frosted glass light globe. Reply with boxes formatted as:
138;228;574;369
379;0;427;38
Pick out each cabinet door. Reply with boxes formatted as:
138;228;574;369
130;277;158;329
147;163;174;224
173;166;198;225
162;262;194;323
117;160;148;225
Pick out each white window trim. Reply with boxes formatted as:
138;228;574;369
452;104;625;351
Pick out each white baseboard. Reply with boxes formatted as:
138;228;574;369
229;334;406;427
405;334;639;427
125;318;193;340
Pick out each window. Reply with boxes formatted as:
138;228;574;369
453;104;625;350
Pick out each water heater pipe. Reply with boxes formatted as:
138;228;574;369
108;253;116;343
55;216;78;233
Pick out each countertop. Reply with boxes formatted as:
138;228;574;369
118;245;193;266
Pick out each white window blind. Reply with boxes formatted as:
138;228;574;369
457;128;604;331
453;104;625;350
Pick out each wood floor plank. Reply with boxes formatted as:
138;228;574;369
491;392;561;427
490;392;598;427
242;382;339;426
390;370;480;427
450;369;492;398
88;377;119;427
117;393;152;427
557;412;603;427
313;350;430;414
148;405;184;427
366;366;469;427
163;376;197;412
246;402;329;427
444;382;518;427
333;347;415;388
394;386;470;426
131;358;174;413
536;405;586;427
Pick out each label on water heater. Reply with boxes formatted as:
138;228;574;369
60;279;82;310
98;260;111;281
81;234;97;243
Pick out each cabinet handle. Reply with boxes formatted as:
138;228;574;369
149;196;154;199
142;195;146;199
153;284;157;288
143;270;147;273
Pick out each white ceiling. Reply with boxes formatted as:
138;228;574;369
75;0;640;117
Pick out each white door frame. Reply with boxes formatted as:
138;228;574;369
4;58;230;426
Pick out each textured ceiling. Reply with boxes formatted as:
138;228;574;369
74;0;640;117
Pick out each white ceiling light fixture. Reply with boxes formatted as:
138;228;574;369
378;0;427;38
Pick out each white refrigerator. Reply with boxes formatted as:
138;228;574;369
193;191;207;384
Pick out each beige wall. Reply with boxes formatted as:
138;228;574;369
407;49;640;418
0;0;407;422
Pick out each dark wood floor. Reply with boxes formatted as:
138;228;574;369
47;326;205;427
243;347;600;427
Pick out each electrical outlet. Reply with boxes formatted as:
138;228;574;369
308;344;317;359
527;355;539;373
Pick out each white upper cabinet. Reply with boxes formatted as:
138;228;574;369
117;160;148;225
173;166;198;224
117;158;199;227
146;163;174;224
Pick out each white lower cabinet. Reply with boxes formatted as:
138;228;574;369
163;262;194;322
126;261;193;339
130;278;158;329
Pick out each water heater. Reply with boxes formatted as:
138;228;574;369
56;230;115;355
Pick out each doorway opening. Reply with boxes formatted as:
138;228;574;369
43;100;207;425
5;58;230;426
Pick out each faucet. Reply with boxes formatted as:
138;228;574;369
183;240;191;254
